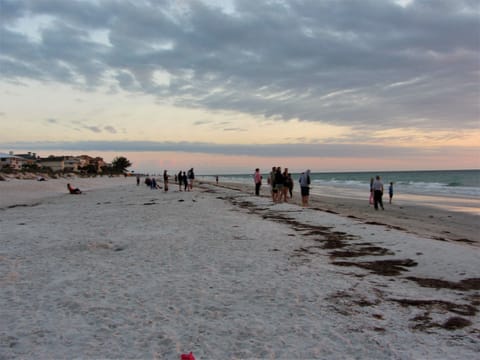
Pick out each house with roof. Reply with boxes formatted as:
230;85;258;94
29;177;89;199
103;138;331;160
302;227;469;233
64;156;81;172
37;156;66;172
15;152;39;167
0;152;29;170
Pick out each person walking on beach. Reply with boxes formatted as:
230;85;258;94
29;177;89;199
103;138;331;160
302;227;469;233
299;169;311;207
389;182;394;204
253;168;262;196
372;175;385;210
136;174;140;186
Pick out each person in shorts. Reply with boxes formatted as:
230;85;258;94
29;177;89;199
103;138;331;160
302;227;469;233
299;170;311;207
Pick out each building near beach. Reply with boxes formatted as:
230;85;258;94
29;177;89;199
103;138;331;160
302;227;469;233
0;152;29;170
1;151;108;174
37;156;66;172
15;152;38;162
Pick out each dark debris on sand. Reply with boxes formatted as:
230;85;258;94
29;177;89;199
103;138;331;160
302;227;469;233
221;191;478;333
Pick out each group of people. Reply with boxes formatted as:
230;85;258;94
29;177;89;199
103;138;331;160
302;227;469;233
253;167;312;207
143;176;159;190
69;168;394;213
369;176;394;210
138;168;195;192
176;168;195;191
268;167;294;203
253;169;393;210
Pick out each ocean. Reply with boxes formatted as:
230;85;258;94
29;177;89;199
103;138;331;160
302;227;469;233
201;169;480;215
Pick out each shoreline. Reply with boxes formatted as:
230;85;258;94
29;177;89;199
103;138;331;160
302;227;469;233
308;185;480;216
200;179;480;247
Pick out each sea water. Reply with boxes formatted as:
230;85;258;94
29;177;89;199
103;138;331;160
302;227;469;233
201;169;480;215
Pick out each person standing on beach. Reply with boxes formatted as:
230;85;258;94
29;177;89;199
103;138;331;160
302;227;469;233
136;174;140;186
299;169;311;207
369;177;374;206
163;170;169;192
274;167;285;202
287;171;294;199
178;171;183;191
187;168;195;191
389;182;394;204
268;166;276;201
183;171;188;191
282;168;292;202
372;175;385;210
254;168;262;196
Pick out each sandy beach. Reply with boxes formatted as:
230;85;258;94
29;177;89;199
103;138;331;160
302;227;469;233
206;180;480;247
1;176;479;359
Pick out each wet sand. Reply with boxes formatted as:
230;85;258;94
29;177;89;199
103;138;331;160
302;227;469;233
204;180;479;247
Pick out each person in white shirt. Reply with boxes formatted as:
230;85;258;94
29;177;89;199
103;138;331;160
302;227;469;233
372;175;385;210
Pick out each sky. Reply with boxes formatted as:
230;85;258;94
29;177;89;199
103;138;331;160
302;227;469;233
1;0;479;174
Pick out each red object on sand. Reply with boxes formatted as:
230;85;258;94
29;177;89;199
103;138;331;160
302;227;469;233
181;352;195;360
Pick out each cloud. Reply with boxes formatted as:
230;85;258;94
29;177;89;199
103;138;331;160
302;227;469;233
2;140;473;160
1;0;479;130
193;120;212;126
83;125;102;133
104;125;117;134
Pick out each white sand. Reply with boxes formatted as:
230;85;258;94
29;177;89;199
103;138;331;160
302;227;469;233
0;178;479;359
0;175;131;207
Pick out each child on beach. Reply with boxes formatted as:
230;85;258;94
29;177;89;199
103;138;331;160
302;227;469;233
389;182;394;204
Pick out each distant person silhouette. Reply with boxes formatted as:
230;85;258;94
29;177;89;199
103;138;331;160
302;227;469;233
254;168;262;196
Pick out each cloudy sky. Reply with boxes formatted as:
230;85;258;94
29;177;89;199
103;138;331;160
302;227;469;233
1;0;479;174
